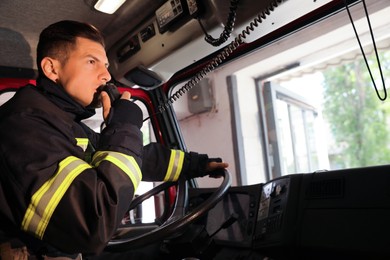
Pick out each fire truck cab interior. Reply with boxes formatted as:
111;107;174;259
1;0;390;259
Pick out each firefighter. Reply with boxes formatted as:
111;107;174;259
0;20;228;259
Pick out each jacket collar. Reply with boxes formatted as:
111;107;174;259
36;77;96;121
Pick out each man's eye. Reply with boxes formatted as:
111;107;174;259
88;60;95;64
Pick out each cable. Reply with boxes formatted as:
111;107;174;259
343;0;387;101
198;0;240;47
157;0;283;114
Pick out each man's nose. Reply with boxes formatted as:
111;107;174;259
101;66;111;83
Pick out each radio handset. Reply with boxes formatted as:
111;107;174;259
102;83;121;104
89;83;121;108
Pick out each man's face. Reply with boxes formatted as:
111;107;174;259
56;37;111;107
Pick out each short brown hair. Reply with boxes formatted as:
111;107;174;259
36;20;105;77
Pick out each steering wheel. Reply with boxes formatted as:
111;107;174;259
106;170;231;251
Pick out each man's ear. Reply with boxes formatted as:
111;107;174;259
41;57;60;82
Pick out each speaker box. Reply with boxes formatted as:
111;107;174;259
187;78;214;114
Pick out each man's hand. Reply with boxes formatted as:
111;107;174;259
205;159;229;178
206;161;229;172
101;91;131;122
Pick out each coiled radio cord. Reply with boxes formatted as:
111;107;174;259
200;0;240;47
159;0;283;113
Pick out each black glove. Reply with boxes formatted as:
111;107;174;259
106;99;143;128
207;157;225;178
185;152;224;179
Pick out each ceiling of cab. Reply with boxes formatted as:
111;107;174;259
0;0;278;82
0;0;165;71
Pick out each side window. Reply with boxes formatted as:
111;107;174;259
0;91;16;106
171;77;243;188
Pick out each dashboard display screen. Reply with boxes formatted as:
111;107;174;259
206;193;250;242
189;184;262;248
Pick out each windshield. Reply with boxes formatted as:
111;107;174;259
171;0;390;187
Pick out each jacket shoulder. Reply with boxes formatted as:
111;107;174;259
0;85;72;123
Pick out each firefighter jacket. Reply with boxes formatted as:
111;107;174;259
0;77;208;255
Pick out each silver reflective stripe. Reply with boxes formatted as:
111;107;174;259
21;156;91;239
92;151;142;190
163;149;185;182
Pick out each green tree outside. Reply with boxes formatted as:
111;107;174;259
322;51;390;168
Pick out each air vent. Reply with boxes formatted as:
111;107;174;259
306;178;344;199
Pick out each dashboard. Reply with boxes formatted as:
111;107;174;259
189;165;390;259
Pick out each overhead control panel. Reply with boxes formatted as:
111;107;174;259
156;0;186;33
107;0;277;86
156;0;202;33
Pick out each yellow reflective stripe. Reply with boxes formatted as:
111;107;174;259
75;138;89;152
21;156;91;239
92;151;142;190
163;150;185;182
